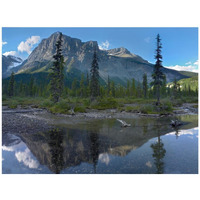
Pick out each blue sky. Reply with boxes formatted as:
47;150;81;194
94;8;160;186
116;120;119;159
2;27;198;72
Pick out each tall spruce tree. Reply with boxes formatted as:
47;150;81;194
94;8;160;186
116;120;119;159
8;71;15;97
90;49;100;98
19;80;23;95
173;78;180;99
126;80;131;97
136;81;142;98
71;78;77;96
161;75;167;97
79;74;85;97
49;32;64;103
131;78;136;97
107;75;111;95
142;73;148;98
86;72;89;86
151;34;165;105
110;81;116;97
29;76;34;96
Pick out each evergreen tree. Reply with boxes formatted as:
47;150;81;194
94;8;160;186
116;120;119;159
107;75;111;95
8;72;15;97
49;32;64;103
173;78;180;98
188;85;191;95
126;80;131;97
90;49;100;98
151;34;165;105
161;75;167;97
80;74;85;97
86;72;90;97
184;85;187;93
136;81;142;98
119;85;124;97
131;78;136;97
19;80;23;95
195;87;198;96
110;81;116;97
167;87;171;97
142;73;148;98
29;76;34;96
86;72;89;86
71;78;77;97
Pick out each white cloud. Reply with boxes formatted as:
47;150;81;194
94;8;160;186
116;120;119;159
165;60;199;73
3;51;17;56
165;63;198;73
144;37;151;43
15;148;39;169
146;161;152;168
194;60;198;65
17;36;40;54
2;145;15;152
185;61;192;65
2;41;7;46
99;40;110;50
98;153;110;165
166;128;198;136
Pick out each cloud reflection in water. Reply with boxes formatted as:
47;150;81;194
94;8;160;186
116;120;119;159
15;148;39;169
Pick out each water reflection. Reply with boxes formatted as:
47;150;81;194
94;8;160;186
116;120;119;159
89;132;99;173
2;115;198;174
151;133;166;174
174;127;181;139
48;129;64;174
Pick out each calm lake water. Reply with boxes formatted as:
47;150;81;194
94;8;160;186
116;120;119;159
2;115;198;174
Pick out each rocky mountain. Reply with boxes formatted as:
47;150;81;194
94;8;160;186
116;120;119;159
13;32;188;84
2;55;23;78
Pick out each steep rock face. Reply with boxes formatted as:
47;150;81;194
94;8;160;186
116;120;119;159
2;55;23;78
16;32;188;84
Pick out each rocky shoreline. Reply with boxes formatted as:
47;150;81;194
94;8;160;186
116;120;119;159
2;103;198;136
2;109;53;136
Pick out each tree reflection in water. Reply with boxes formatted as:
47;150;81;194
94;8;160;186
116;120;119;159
151;132;166;174
174;127;180;139
48;128;64;174
89;132;99;174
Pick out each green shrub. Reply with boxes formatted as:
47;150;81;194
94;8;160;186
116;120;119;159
117;106;125;112
49;100;70;114
8;100;18;109
2;95;7;101
83;99;90;108
39;99;54;108
140;105;156;114
125;106;140;112
90;97;118;110
182;96;198;103
160;100;173;112
74;106;86;113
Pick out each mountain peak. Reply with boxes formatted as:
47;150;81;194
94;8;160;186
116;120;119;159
2;55;23;78
107;47;131;56
6;55;23;63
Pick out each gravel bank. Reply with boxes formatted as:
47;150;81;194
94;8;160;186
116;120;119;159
2;103;197;136
2;109;53;136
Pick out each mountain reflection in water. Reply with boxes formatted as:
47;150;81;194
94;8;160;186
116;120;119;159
2;115;198;174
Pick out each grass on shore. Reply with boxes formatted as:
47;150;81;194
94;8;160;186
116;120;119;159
2;95;198;115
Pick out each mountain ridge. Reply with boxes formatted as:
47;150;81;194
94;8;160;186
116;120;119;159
2;55;23;78
3;32;190;85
